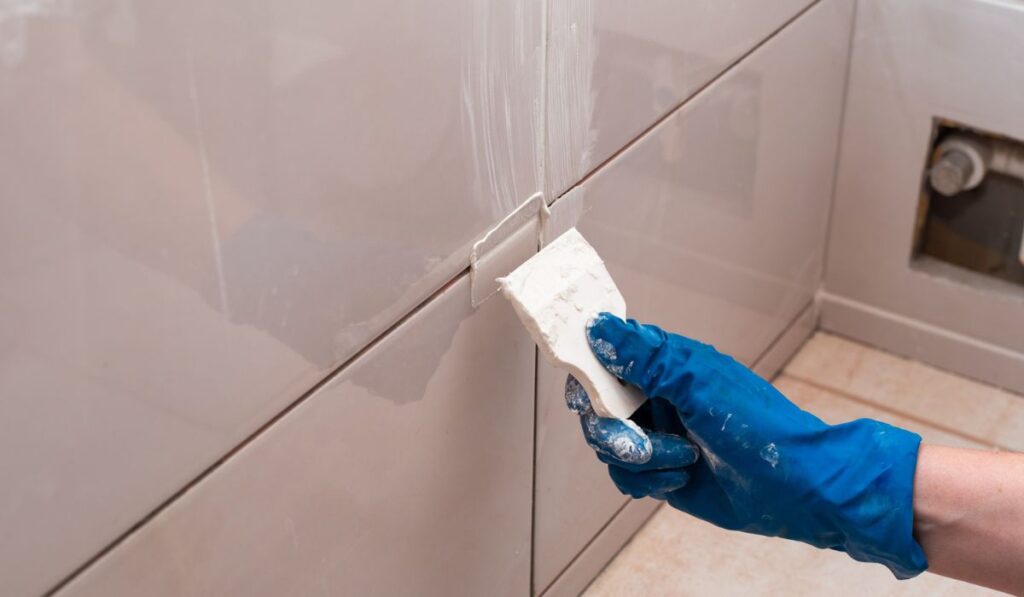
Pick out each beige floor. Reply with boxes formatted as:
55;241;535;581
584;332;1024;597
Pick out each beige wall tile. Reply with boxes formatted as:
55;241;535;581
58;275;535;597
535;0;854;590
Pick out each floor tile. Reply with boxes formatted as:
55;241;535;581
585;507;1004;597
785;333;1024;451
776;376;987;450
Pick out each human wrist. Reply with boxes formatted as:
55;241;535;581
828;419;928;579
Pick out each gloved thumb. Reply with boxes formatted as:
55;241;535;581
566;375;653;465
586;312;704;404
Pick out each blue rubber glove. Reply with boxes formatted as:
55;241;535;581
567;313;928;579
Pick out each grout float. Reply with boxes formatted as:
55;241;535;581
498;228;646;420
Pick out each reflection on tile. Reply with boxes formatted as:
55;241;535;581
586;507;1004;597
786;333;1024;451
0;2;544;593
546;0;852;366
545;0;814;196
59;276;535;597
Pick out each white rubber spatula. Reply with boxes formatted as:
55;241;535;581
498;228;647;420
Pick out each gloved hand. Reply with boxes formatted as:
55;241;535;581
566;313;928;579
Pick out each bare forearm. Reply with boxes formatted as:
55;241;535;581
913;445;1024;594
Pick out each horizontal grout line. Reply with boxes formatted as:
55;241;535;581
781;374;1008;451
555;0;823;200
44;268;471;596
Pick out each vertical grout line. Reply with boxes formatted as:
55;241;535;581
538;499;630;596
818;0;860;300
538;0;550;204
530;1;550;593
529;347;540;596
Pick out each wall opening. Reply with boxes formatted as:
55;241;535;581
912;119;1024;288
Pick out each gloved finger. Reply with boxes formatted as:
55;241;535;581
564;375;592;415
597;432;699;472
586;312;706;401
579;410;653;465
608;465;690;499
661;463;745;531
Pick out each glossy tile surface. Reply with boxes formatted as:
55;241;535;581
545;0;814;196
585;334;1020;596
0;2;543;594
534;1;853;592
824;0;1024;369
58;273;535;597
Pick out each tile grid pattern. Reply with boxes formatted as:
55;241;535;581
583;332;1022;596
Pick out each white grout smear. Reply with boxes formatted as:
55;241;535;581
545;0;597;196
760;443;780;468
460;0;545;220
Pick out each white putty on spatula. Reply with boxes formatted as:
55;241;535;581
498;228;646;420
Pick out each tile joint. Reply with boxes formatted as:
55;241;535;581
470;192;547;307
